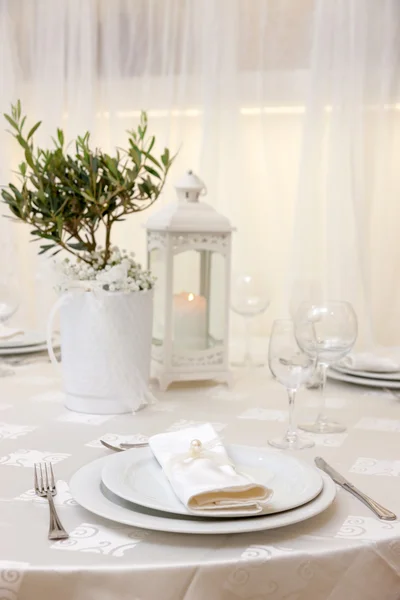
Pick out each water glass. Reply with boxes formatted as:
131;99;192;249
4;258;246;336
295;301;357;433
268;319;315;450
0;282;19;376
231;273;270;367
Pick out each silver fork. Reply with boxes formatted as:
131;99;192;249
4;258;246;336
34;462;69;540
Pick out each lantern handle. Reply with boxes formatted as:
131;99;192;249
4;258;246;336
186;170;207;196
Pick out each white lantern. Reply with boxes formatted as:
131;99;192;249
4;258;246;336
146;170;234;391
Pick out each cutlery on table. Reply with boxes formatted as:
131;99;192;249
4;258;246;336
100;439;149;452
315;457;397;521
34;462;69;540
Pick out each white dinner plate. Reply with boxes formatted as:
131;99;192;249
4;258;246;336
70;456;336;535
328;368;400;389
0;330;46;349
0;342;53;356
101;445;324;518
333;365;400;381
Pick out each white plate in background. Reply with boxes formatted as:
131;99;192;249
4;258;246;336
328;368;400;389
332;365;400;382
0;330;46;349
0;342;56;356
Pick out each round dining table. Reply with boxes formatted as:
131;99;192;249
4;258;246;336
0;359;399;600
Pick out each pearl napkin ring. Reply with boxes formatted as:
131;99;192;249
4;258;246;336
166;437;236;475
189;439;204;456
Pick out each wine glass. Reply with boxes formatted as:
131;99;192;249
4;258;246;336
268;319;315;450
0;282;20;376
231;274;270;367
294;301;357;434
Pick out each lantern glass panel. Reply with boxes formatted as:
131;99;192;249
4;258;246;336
148;247;166;347
208;251;226;347
172;249;226;353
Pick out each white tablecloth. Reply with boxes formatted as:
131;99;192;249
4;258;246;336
0;362;400;599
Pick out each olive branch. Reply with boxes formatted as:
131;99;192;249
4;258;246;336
1;101;175;268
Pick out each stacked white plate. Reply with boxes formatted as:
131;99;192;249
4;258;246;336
329;365;400;389
0;330;52;356
70;446;336;534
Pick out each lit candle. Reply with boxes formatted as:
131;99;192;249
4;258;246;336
173;292;207;350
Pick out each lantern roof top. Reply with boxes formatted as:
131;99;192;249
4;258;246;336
145;170;233;233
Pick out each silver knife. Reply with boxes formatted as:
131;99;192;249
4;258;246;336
315;457;397;521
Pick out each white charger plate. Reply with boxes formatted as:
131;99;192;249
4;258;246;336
70;456;336;535
0;330;46;349
328;368;400;389
333;365;400;381
101;445;323;518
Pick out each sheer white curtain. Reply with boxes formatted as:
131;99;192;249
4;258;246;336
0;0;399;345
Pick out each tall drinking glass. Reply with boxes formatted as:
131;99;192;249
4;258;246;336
268;319;315;450
0;282;19;376
295;301;357;433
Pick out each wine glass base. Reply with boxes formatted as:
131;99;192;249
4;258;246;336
268;436;315;450
230;360;265;369
299;421;347;434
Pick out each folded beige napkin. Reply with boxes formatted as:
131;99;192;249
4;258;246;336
0;324;23;341
149;423;273;516
339;350;400;373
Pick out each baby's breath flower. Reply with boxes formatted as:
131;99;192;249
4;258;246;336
57;245;154;293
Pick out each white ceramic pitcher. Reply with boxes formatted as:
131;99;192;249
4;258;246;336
47;288;154;414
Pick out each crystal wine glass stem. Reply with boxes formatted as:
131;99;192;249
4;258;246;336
243;317;252;366
286;387;297;440
316;362;328;424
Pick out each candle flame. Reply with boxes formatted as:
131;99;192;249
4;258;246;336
188;293;195;302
